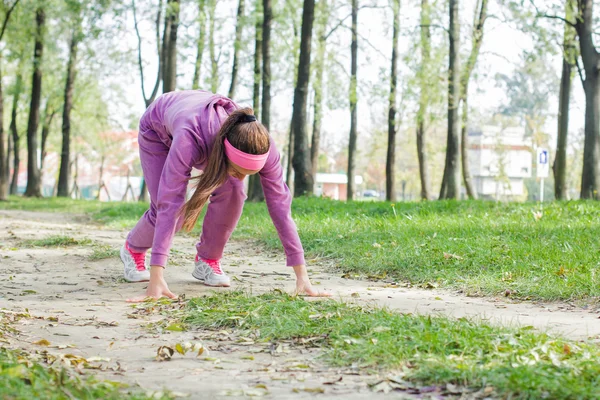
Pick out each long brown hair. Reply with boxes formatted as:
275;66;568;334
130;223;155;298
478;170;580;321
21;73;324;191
181;107;270;231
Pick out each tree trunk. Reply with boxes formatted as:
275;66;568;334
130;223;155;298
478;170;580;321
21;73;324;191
554;58;572;200
439;0;460;200
385;0;400;202
9;73;21;195
0;0;19;200
228;0;245;99
416;0;431;200
40;106;56;171
162;0;179;93
248;5;264;202
57;31;79;197
554;2;576;200
459;0;486;200
576;0;600;199
346;0;358;201
192;0;207;90
0;59;5;200
311;0;328;178
24;8;45;198
208;0;218;93
261;0;272;130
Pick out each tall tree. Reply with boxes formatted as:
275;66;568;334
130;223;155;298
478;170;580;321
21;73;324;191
553;0;577;200
57;28;81;197
261;0;272;130
192;0;206;89
9;72;22;195
40;101;57;171
310;0;328;178
385;0;400;202
24;7;45;198
346;0;358;201
291;0;316;196
208;0;218;92
439;0;460;200
416;0;431;200
228;0;245;99
0;0;20;200
248;1;264;201
459;0;488;200
573;0;599;199
162;0;180;92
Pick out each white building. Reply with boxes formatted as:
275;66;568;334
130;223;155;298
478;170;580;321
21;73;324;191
468;125;533;199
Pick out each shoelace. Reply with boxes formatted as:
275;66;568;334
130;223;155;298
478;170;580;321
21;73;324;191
126;242;147;271
201;257;223;275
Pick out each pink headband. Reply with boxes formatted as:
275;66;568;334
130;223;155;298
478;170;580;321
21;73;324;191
224;138;269;171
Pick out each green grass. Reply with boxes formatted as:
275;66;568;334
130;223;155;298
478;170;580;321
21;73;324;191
4;196;600;301
23;235;93;247
0;347;170;400
182;291;600;400
88;245;120;261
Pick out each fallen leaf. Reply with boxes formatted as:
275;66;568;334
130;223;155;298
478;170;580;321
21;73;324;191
156;346;174;361
33;339;51;346
175;343;186;355
165;323;185;332
323;377;343;385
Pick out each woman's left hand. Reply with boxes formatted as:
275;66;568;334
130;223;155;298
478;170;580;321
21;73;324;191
292;265;332;297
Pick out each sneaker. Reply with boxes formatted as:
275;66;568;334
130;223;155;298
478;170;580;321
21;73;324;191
192;256;231;287
120;242;150;282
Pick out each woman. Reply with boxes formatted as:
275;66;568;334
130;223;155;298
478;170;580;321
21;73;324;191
120;90;329;302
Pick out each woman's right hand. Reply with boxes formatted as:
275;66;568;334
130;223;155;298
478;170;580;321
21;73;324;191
126;266;177;303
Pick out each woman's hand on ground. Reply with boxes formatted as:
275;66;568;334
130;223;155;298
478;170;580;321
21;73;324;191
126;266;178;303
292;265;332;297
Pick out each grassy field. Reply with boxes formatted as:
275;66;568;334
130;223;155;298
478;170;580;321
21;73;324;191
3;196;600;301
180;290;600;400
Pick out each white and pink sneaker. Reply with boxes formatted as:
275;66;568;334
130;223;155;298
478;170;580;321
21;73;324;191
192;256;231;287
120;242;151;282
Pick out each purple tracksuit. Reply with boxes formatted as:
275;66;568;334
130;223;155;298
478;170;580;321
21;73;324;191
126;90;304;268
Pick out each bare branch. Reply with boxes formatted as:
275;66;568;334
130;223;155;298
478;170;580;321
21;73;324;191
148;0;164;105
528;0;576;28
323;5;387;41
132;0;148;103
0;0;20;42
575;56;585;87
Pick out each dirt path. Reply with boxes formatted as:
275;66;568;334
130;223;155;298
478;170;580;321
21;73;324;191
1;210;599;399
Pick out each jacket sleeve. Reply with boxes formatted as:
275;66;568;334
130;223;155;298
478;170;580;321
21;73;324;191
259;140;305;266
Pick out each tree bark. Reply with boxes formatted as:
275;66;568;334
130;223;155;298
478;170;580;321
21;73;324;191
192;0;207;90
311;0;328;179
346;0;358;201
208;0;218;92
248;4;264;202
57;31;79;197
0;0;19;200
290;0;316;197
162;0;179;93
385;0;400;202
458;0;487;200
0;59;5;200
261;0;272;130
439;0;460;200
576;0;600;199
228;0;245;99
554;57;572;200
9;73;21;195
24;8;45;198
40;106;56;171
554;2;577;200
416;0;431;201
